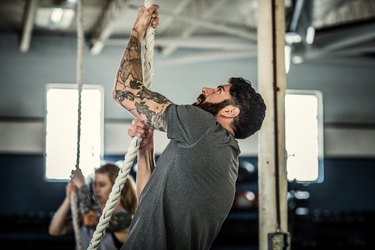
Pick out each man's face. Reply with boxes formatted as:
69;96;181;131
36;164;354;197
193;83;232;115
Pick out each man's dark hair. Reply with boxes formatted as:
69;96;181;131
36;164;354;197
228;77;266;139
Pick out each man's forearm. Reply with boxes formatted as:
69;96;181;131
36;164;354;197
112;6;171;131
113;33;143;107
136;147;155;199
112;33;171;131
112;11;151;105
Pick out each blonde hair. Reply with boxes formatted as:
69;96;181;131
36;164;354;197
95;163;138;215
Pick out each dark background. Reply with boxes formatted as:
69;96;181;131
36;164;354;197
1;154;374;250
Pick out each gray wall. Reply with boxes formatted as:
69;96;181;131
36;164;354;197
1;33;375;157
1;33;375;124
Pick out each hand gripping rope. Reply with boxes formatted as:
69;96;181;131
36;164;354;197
87;0;156;249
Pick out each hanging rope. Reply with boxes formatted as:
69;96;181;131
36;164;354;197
70;191;84;250
75;0;84;163
70;0;85;249
143;0;155;89
87;1;155;249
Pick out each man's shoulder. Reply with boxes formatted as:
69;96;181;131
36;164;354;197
168;104;210;117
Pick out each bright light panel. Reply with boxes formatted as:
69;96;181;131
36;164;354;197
285;91;324;183
45;85;103;181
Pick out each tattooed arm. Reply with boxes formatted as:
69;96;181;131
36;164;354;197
112;5;172;132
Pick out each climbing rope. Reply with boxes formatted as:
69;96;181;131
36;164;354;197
70;191;84;250
87;1;156;249
143;0;155;89
70;0;85;249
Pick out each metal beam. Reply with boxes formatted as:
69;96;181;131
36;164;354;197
106;36;256;50
126;1;257;45
20;0;39;53
156;0;192;34
157;50;257;66
326;40;375;57
258;0;289;249
320;22;375;51
314;0;375;28
306;21;375;59
159;0;228;57
89;0;128;55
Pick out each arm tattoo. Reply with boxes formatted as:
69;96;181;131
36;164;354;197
114;36;171;131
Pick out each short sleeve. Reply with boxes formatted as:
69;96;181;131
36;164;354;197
166;104;217;146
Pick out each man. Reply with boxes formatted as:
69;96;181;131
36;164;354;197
113;5;266;249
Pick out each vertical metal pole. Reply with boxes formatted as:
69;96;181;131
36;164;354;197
20;0;39;52
257;0;289;249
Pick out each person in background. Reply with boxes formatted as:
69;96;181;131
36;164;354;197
49;163;138;250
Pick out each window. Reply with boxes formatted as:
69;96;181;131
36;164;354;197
285;90;324;183
44;84;103;181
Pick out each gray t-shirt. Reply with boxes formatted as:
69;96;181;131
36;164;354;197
122;104;240;250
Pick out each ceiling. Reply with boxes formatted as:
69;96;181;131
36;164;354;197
0;0;374;65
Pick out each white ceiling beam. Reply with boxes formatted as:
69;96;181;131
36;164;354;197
126;1;257;57
306;21;375;59
160;10;257;40
158;50;257;66
160;0;228;57
314;0;375;28
328;41;375;57
127;1;257;44
106;36;256;50
321;22;375;51
156;0;192;34
89;0;128;55
20;0;39;53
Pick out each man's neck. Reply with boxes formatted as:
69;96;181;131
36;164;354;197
216;116;235;137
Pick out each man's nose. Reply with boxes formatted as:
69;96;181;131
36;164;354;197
202;87;214;95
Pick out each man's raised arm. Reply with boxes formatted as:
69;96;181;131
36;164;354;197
112;5;171;132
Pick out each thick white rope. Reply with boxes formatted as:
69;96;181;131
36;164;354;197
87;1;155;249
87;137;142;250
143;0;155;89
71;191;84;250
70;0;84;249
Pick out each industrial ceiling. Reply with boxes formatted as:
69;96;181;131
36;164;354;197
0;0;374;65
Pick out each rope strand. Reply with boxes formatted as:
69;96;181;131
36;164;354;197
71;0;84;249
143;0;155;89
75;0;84;169
71;191;84;250
87;137;142;250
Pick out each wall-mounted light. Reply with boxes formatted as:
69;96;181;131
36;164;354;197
285;45;292;73
306;26;315;45
50;8;64;23
285;32;302;44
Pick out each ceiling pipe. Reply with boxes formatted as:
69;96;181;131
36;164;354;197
89;0;128;55
157;50;257;66
105;36;256;50
20;0;39;53
306;21;375;59
127;1;258;42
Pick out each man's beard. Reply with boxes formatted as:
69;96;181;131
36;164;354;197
193;94;231;116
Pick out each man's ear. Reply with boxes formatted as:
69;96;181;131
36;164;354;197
220;105;240;118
